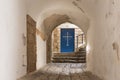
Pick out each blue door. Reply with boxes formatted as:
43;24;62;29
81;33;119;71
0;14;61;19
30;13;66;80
61;29;75;53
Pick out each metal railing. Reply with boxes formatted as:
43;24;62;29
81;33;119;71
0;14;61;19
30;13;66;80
76;34;85;48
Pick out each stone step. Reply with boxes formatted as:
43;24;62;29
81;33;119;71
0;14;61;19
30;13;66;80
79;48;86;51
75;53;86;55
54;54;86;57
52;49;86;63
52;57;86;60
54;54;75;57
52;56;86;63
54;53;86;57
75;51;86;54
52;60;86;63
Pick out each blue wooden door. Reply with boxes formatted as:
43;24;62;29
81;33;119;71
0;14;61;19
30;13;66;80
61;29;75;53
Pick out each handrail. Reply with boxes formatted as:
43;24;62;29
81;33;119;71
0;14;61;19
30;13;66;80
76;34;84;48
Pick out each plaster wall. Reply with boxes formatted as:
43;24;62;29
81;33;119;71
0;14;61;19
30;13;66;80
36;35;46;69
26;0;120;80
0;0;27;80
26;0;89;35
87;0;120;80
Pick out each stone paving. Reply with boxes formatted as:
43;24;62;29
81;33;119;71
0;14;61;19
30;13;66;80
18;63;102;80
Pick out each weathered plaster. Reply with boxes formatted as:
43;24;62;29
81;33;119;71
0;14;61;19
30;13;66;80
43;14;70;39
36;28;46;41
38;12;89;40
113;42;120;60
26;0;120;80
87;0;120;80
72;1;85;13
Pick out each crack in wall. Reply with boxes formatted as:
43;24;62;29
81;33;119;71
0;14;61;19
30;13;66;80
112;42;120;60
72;1;85;13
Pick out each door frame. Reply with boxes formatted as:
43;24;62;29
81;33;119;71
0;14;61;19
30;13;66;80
27;15;37;73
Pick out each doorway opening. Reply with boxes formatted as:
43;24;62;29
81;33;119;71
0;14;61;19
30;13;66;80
51;22;86;63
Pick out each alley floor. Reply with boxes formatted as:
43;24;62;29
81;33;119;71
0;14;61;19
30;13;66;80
18;63;102;80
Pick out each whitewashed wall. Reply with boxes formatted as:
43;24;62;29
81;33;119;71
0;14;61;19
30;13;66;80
0;0;27;80
36;35;46;69
26;0;120;80
87;0;120;80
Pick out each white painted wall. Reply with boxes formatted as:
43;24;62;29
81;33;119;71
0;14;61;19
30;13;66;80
26;0;120;80
87;0;120;80
36;35;46;69
0;0;27;80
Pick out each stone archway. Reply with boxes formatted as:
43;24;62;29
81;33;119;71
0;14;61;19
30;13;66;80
46;22;86;63
52;22;86;53
44;14;70;63
36;12;89;64
46;35;52;63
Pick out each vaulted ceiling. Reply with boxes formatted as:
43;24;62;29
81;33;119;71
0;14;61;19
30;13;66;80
26;0;99;39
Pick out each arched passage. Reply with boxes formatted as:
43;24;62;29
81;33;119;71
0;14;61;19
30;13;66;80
52;22;86;53
36;12;89;65
35;8;90;67
46;22;86;63
36;11;89;39
50;22;86;63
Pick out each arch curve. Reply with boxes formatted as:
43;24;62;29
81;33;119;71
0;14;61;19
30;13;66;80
36;8;89;40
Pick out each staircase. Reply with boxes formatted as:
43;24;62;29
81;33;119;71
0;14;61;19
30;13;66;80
52;48;86;63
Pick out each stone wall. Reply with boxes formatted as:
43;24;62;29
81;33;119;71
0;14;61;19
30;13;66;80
27;15;37;73
52;28;60;52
